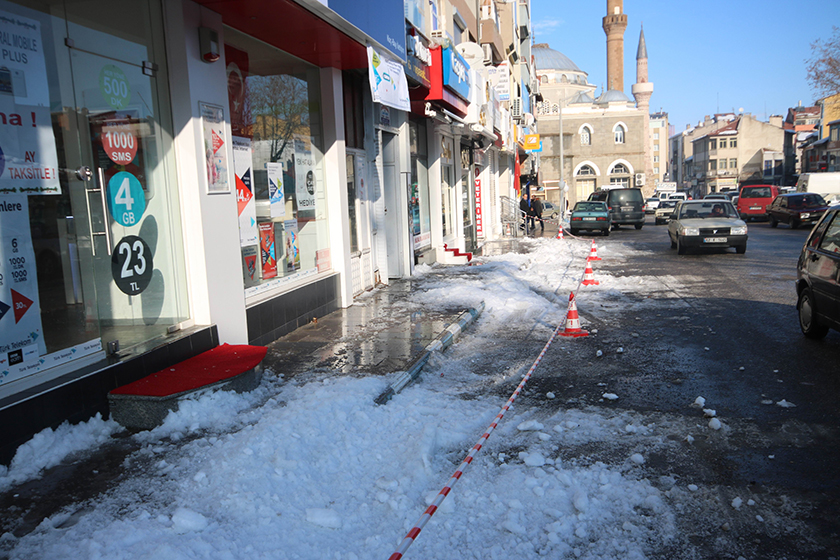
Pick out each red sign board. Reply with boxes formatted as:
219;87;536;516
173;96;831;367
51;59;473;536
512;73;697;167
101;121;138;165
475;174;483;238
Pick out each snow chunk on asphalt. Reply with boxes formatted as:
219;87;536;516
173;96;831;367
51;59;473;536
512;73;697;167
708;418;722;430
519;451;546;467
693;396;706;408
630;453;645;465
602;393;619;401
703;408;716;417
517;420;544;431
171;507;208;533
776;399;796;408
731;497;743;509
305;508;342;529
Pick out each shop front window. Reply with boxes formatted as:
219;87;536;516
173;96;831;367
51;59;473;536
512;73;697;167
224;28;330;294
1;0;189;390
409;120;430;254
441;136;455;238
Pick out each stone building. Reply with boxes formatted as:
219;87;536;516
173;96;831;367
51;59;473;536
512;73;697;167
533;0;652;209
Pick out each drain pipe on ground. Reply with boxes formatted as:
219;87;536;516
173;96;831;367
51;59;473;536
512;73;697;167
374;301;485;405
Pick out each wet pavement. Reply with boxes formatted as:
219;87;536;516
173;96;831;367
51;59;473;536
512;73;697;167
0;231;553;551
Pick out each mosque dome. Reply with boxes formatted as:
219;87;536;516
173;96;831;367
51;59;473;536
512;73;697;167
569;91;595;104
597;89;631;103
532;43;582;72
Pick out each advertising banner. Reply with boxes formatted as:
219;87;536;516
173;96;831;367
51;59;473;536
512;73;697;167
241;244;259;287
0;195;46;384
225;44;251;139
259;222;277;280
0;10;60;196
293;135;316;217
283;219;299;272
367;46;411;112
487;62;510;101
233;136;258;246
200;102;229;194
266;161;285;218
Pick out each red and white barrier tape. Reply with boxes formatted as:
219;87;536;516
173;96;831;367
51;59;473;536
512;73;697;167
387;231;604;559
387;320;566;560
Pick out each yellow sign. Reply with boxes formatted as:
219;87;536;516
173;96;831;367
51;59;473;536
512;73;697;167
523;134;540;151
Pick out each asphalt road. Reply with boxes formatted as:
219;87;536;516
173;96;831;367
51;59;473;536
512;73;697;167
484;215;840;559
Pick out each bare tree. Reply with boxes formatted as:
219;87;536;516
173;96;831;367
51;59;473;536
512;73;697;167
806;26;840;99
249;75;311;163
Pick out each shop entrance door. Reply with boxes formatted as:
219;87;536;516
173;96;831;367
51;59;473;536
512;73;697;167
1;1;188;388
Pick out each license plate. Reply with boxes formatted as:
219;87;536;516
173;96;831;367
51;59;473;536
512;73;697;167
750;206;761;210
583;217;596;221
621;206;634;211
703;237;727;243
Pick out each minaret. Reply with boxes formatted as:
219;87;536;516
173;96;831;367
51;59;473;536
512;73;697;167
602;0;627;92
632;25;655;193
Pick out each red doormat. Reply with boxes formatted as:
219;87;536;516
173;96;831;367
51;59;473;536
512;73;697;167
111;344;268;398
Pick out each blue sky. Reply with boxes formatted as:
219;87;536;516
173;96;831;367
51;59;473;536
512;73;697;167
529;0;840;136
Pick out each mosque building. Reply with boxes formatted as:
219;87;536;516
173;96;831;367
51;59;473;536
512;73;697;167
533;0;654;209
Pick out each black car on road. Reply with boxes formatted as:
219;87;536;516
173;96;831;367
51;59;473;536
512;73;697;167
767;193;829;229
796;205;840;338
588;187;645;230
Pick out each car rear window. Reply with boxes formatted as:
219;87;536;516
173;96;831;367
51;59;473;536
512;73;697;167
610;189;643;204
741;186;773;198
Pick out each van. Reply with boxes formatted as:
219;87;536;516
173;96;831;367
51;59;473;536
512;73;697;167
588;187;645;229
736;184;780;221
796;172;840;199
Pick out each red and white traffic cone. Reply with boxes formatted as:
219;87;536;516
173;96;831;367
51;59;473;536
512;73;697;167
587;240;602;261
555;225;564;240
559;292;589;337
582;261;599;286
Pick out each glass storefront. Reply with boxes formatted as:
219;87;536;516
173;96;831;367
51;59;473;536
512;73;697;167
223;28;330;297
1;0;189;388
409;120;430;260
440;135;455;238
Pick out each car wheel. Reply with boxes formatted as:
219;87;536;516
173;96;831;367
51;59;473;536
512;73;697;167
635;223;643;230
769;215;778;228
791;217;800;229
677;236;686;255
798;289;829;339
735;243;747;254
603;228;610;237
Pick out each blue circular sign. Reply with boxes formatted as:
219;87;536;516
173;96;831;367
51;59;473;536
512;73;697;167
107;171;146;227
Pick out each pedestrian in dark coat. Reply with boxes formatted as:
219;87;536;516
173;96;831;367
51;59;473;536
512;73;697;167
520;195;530;230
532;197;544;231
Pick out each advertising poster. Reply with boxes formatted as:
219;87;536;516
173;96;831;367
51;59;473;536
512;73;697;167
241;244;259;287
0;195;46;385
293;135;316;217
200;102;229;194
225;44;251;139
266;161;285;218
0;10;60;197
233;136;258;246
258;222;277;280
283;219;299;272
367;46;411;112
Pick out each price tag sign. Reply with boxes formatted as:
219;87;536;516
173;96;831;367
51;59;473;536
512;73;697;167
111;235;153;295
101;121;137;164
99;64;131;110
107;171;146;227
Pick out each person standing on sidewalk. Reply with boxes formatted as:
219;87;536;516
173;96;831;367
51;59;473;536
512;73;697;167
520;195;530;231
532;197;544;232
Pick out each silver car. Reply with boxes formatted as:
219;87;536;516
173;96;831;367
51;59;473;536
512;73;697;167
667;200;748;254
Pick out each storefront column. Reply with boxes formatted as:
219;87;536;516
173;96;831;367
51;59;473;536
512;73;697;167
167;0;247;343
320;67;352;308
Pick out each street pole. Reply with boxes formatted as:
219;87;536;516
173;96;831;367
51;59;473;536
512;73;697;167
558;94;565;216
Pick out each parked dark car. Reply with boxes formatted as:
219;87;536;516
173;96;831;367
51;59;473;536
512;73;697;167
588;187;645;229
796;206;840;338
767;193;829;229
